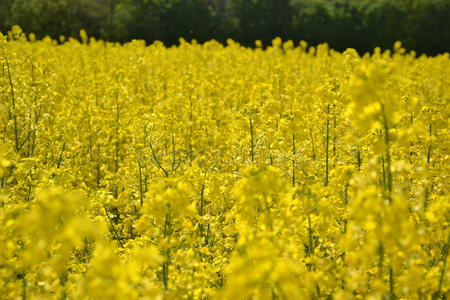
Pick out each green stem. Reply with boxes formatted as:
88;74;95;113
356;145;361;171
22;276;27;300
103;204;124;248
149;142;169;177
324;104;330;186
427;123;432;164
137;158;144;208
162;213;171;290
309;128;316;160
292;133;296;187
435;236;449;299
343;182;349;234
5;55;19;152
199;182;205;216
389;266;395;299
378;242;384;280
56;142;66;168
114;90;120;198
307;214;314;256
96;145;101;186
249;115;255;163
381;109;393;200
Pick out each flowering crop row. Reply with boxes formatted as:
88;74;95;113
0;27;449;299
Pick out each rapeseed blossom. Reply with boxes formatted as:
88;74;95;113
0;26;448;299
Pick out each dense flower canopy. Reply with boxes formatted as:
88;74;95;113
0;27;449;299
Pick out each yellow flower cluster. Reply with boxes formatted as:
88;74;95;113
0;27;449;299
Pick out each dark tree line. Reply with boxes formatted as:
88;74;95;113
1;0;449;55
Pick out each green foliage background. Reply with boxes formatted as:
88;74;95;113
1;0;449;54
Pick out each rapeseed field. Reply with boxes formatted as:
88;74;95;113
0;26;448;299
